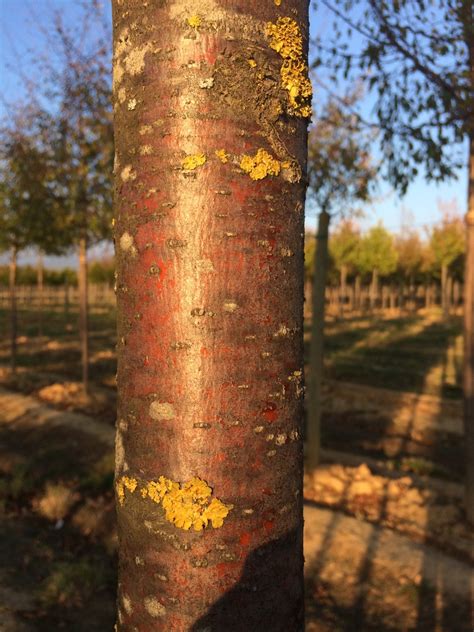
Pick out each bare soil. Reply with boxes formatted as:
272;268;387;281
0;387;471;631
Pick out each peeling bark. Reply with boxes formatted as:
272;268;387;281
112;1;309;629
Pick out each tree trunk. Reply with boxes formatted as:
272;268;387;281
9;246;17;374
464;134;474;524
453;280;460;310
339;263;347;318
441;262;449;318
306;210;330;469
447;274;453;315
370;268;378;310
37;250;44;338
304;277;312;320
112;2;308;628
389;285;396;310
64;281;70;317
355;275;361;311
78;238;89;393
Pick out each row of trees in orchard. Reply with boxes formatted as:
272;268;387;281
0;4;113;390
305;211;466;314
307;0;474;525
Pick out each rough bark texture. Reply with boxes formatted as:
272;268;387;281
78;238;89;392
464;134;474;524
306;210;330;469
112;1;309;629
9;247;17;373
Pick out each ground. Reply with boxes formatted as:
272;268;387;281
0;306;472;631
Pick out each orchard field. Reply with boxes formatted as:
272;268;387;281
0;302;471;631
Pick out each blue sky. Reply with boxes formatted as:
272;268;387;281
0;0;467;267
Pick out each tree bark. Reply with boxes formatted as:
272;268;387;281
306;210;330;469
464;134;474;524
112;2;308;629
78;237;89;393
9;246;17;374
37;250;44;338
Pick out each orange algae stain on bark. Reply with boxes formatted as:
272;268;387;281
117;475;232;530
239;532;252;546
265;17;312;118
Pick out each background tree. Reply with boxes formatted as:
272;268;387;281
306;96;376;468
113;1;308;628
48;11;113;394
429;211;465;317
395;230;424;310
356;224;398;309
330;218;361;314
0;106;61;370
312;0;474;522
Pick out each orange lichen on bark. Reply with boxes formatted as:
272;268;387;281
117;475;232;530
187;15;202;29
181;153;207;170
240;148;282;180
265;17;312;117
116;476;138;505
215;149;229;163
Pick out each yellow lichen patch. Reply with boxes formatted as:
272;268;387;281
265;17;312;117
116;476;138;505
187;15;201;28
215;149;229;163
240;148;282;180
182;153;207;170
142;476;177;504
248;59;257;68
137;476;232;531
202;497;232;528
274;0;282;5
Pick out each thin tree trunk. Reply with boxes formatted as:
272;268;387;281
453;280;460;310
447;274;453;315
339;263;347;318
441;262;449;318
9;246;17;374
355;274;361;311
370;268;378;310
64;281;70;318
389;285;396;310
112;2;308;628
464;133;474;524
37;250;44;337
78;238;89;393
306;210;330;469
304;277;312;319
